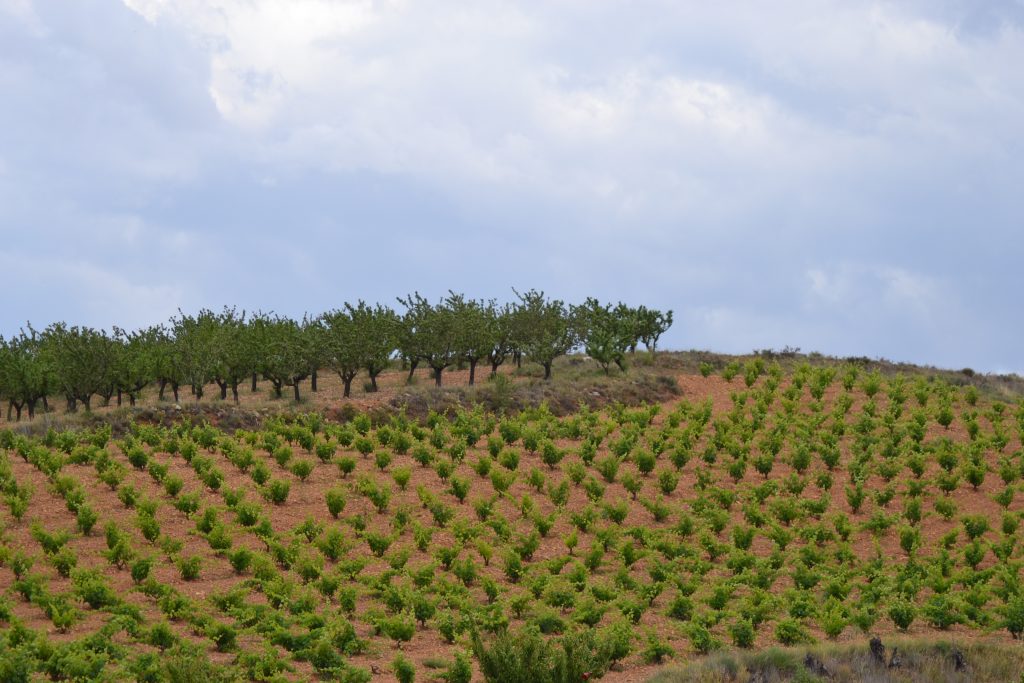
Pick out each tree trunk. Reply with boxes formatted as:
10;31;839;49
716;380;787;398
14;404;21;422
116;389;122;407
217;381;228;400
82;396;92;412
6;401;11;420
368;373;379;392
293;382;301;402
42;396;49;412
543;362;552;380
231;383;240;403
194;385;203;402
251;373;258;392
27;400;36;420
469;360;477;386
272;381;283;399
406;360;419;384
158;378;167;400
172;384;179;403
433;367;443;387
311;370;318;392
67;397;77;413
129;393;136;407
490;358;502;376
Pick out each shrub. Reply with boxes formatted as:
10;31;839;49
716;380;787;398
229;548;253;574
657;468;679;495
325;488;347;517
393;466;412;490
642;632;674;664
963;514;990;540
130;556;153;584
51;546;78;578
686;622;719;654
336;456;357;477
442;650;472;683
290;459;314;481
265;479;291;505
177;555;201;581
634;449;657;476
774;618;811;645
888;599;916;630
393;654;416;683
728;618;756;648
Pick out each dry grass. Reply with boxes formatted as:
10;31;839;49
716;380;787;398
647;638;1024;683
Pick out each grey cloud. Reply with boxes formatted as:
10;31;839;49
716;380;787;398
0;0;1021;373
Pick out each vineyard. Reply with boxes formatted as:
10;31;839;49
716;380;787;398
1;354;1024;682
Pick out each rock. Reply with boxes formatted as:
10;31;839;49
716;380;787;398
746;670;769;683
869;637;886;665
804;653;831;678
888;647;902;669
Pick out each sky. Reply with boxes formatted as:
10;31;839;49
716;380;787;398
1;1;1022;373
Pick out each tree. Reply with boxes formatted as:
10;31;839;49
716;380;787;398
209;308;255;403
321;308;363;398
572;298;632;374
447;293;495;386
396;293;432;384
259;316;315;401
635;305;673;353
324;303;399;398
353;302;398;392
171;310;219;401
148;325;182;402
487;303;516;377
40;323;111;412
94;333;123;407
513;289;577;380
114;326;157;406
398;293;458;387
0;330;49;420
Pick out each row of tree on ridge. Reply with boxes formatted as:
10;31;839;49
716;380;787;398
0;290;672;420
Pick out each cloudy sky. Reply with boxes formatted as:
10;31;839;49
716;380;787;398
1;1;1022;372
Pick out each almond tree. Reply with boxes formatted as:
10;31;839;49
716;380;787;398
114;326;157;406
396;293;433;384
350;301;399;392
171;310;218;401
572;298;632;374
40;323;111;412
513;289;577;380
209;308;255;403
486;302;517;377
321;307;363;398
0;330;49;420
259;315;316;401
447;292;495;386
398;293;459;386
635;305;673;353
148;325;182;402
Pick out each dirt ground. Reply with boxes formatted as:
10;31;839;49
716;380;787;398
1;365;1021;682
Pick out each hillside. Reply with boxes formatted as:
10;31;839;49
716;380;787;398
1;353;1023;682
